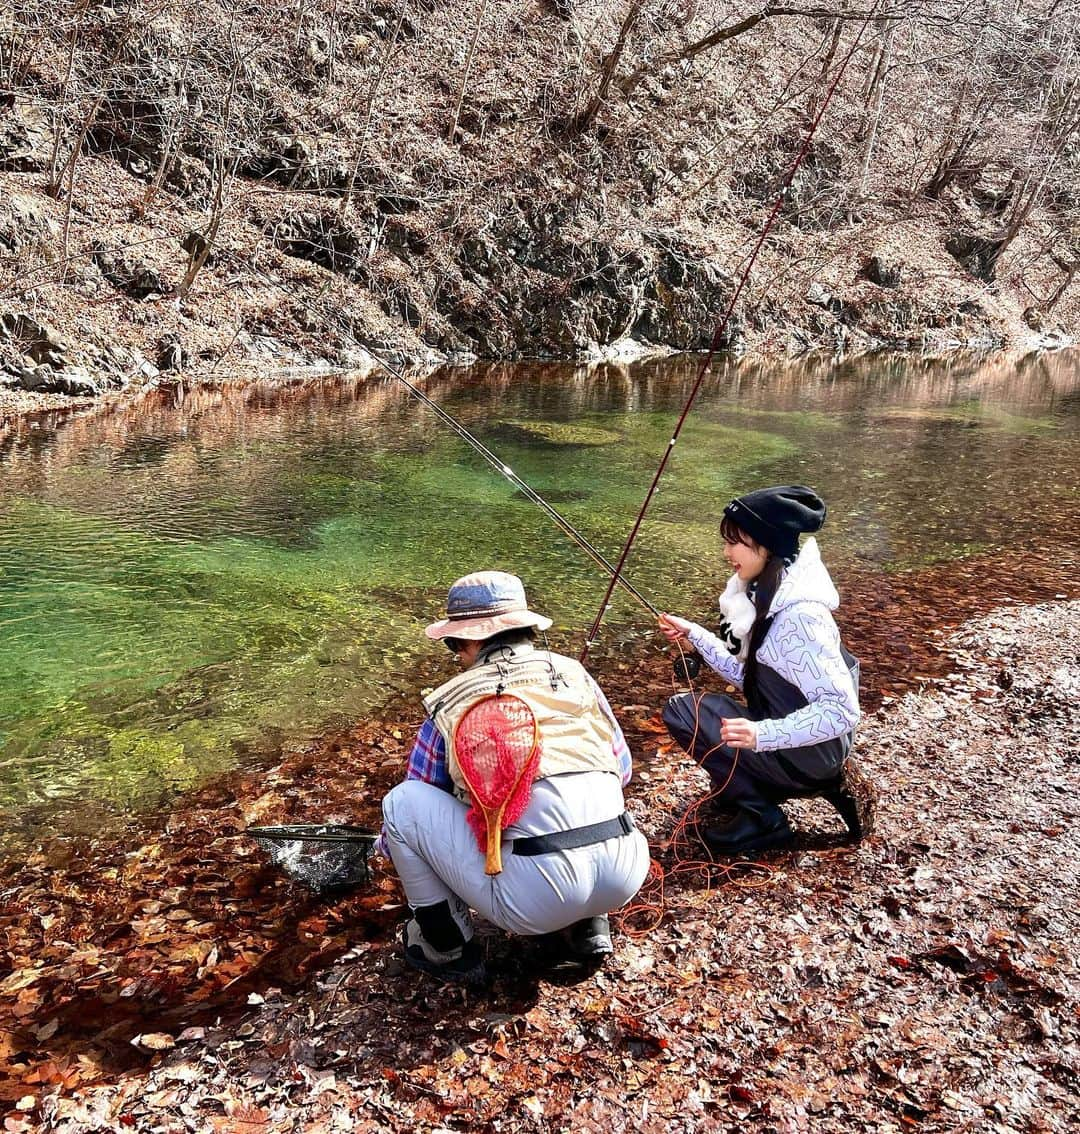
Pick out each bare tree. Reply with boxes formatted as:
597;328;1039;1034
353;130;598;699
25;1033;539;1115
856;21;894;196
178;34;243;298
569;1;644;135
47;1;90;196
982;75;1080;276
338;1;410;218
448;0;491;141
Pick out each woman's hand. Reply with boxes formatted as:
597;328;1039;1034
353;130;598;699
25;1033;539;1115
658;613;694;643
720;717;758;750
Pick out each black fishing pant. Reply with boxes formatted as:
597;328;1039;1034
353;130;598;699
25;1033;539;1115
662;663;851;822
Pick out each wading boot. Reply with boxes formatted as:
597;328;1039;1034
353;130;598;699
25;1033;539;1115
401;901;487;987
533;915;614;967
566;915;613;961
703;806;794;856
822;758;876;842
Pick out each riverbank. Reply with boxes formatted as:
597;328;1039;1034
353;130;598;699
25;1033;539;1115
2;586;1077;1131
3;3;1077;418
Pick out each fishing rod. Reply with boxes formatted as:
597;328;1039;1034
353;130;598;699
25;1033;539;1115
5;16;869;639
579;6;881;664
331;334;661;618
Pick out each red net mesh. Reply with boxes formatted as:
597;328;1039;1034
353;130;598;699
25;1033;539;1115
453;695;541;868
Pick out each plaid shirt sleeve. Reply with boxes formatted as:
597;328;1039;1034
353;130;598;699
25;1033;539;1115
403;717;454;790
588;676;633;786
374;718;453;857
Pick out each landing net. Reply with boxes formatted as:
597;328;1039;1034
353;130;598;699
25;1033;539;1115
453;694;541;875
248;824;377;892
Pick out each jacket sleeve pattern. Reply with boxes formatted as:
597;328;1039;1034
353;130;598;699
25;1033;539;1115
753;604;860;751
685;622;746;689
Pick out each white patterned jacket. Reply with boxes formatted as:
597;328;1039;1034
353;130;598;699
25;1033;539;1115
684;538;860;752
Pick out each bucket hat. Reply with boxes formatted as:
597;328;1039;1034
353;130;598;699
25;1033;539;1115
424;571;553;641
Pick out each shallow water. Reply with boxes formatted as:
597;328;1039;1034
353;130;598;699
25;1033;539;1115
1;350;1078;835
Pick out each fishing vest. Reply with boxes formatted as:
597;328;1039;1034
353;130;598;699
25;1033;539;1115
422;646;620;800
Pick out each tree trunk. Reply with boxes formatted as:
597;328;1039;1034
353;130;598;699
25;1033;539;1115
857;24;893;196
339;1;409;217
1044;253;1077;312
448;0;491;142
569;0;643;135
806;15;843;121
47;4;87;197
982;79;1079;275
179;50;241;298
921;88;996;199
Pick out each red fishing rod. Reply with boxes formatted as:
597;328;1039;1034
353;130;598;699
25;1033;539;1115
580;7;880;663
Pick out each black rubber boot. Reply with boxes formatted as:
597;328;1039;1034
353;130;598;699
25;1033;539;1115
401;921;487;986
566;915;613;960
703;806;794;856
402;901;486;987
532;916;613;966
823;759;876;842
414;900;466;953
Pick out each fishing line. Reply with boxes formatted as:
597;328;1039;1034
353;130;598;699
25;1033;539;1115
615;635;780;939
613;5;883;919
312;328;661;618
580;7;880;663
4;10;870;642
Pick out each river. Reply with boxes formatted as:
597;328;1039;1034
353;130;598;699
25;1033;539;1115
1;350;1077;842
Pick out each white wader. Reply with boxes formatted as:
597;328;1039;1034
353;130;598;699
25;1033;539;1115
382;770;650;940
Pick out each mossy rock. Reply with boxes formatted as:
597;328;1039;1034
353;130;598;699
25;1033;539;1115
870;406;1059;435
489;420;622;447
870;407;989;428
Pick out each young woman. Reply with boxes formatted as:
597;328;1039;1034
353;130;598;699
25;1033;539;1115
658;485;869;855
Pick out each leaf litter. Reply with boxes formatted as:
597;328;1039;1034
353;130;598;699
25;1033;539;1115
0;549;1078;1132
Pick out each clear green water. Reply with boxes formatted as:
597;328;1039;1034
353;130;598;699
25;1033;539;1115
1;351;1078;834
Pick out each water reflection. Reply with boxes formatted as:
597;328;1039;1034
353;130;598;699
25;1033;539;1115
0;350;1077;834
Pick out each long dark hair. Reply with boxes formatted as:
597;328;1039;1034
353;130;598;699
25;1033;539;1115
720;515;788;714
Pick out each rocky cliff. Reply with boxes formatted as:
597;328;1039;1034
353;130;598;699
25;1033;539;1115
1;1;1076;413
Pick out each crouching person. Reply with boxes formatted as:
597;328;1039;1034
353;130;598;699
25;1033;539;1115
659;485;869;857
381;571;650;985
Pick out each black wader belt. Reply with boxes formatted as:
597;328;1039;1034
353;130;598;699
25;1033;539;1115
511;812;636;857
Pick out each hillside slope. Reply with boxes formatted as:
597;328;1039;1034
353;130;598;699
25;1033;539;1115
1;1;1077;413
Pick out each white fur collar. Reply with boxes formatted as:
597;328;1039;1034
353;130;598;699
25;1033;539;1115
716;573;757;661
714;538;839;659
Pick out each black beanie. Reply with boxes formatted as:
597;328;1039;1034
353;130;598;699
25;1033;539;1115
723;485;826;559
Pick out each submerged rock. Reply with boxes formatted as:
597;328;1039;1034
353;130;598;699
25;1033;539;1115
490;420;622;447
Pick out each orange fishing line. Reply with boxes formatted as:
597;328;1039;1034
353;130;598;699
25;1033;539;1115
616;638;777;939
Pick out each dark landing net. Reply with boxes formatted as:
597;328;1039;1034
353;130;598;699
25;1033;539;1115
247;824;377;892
